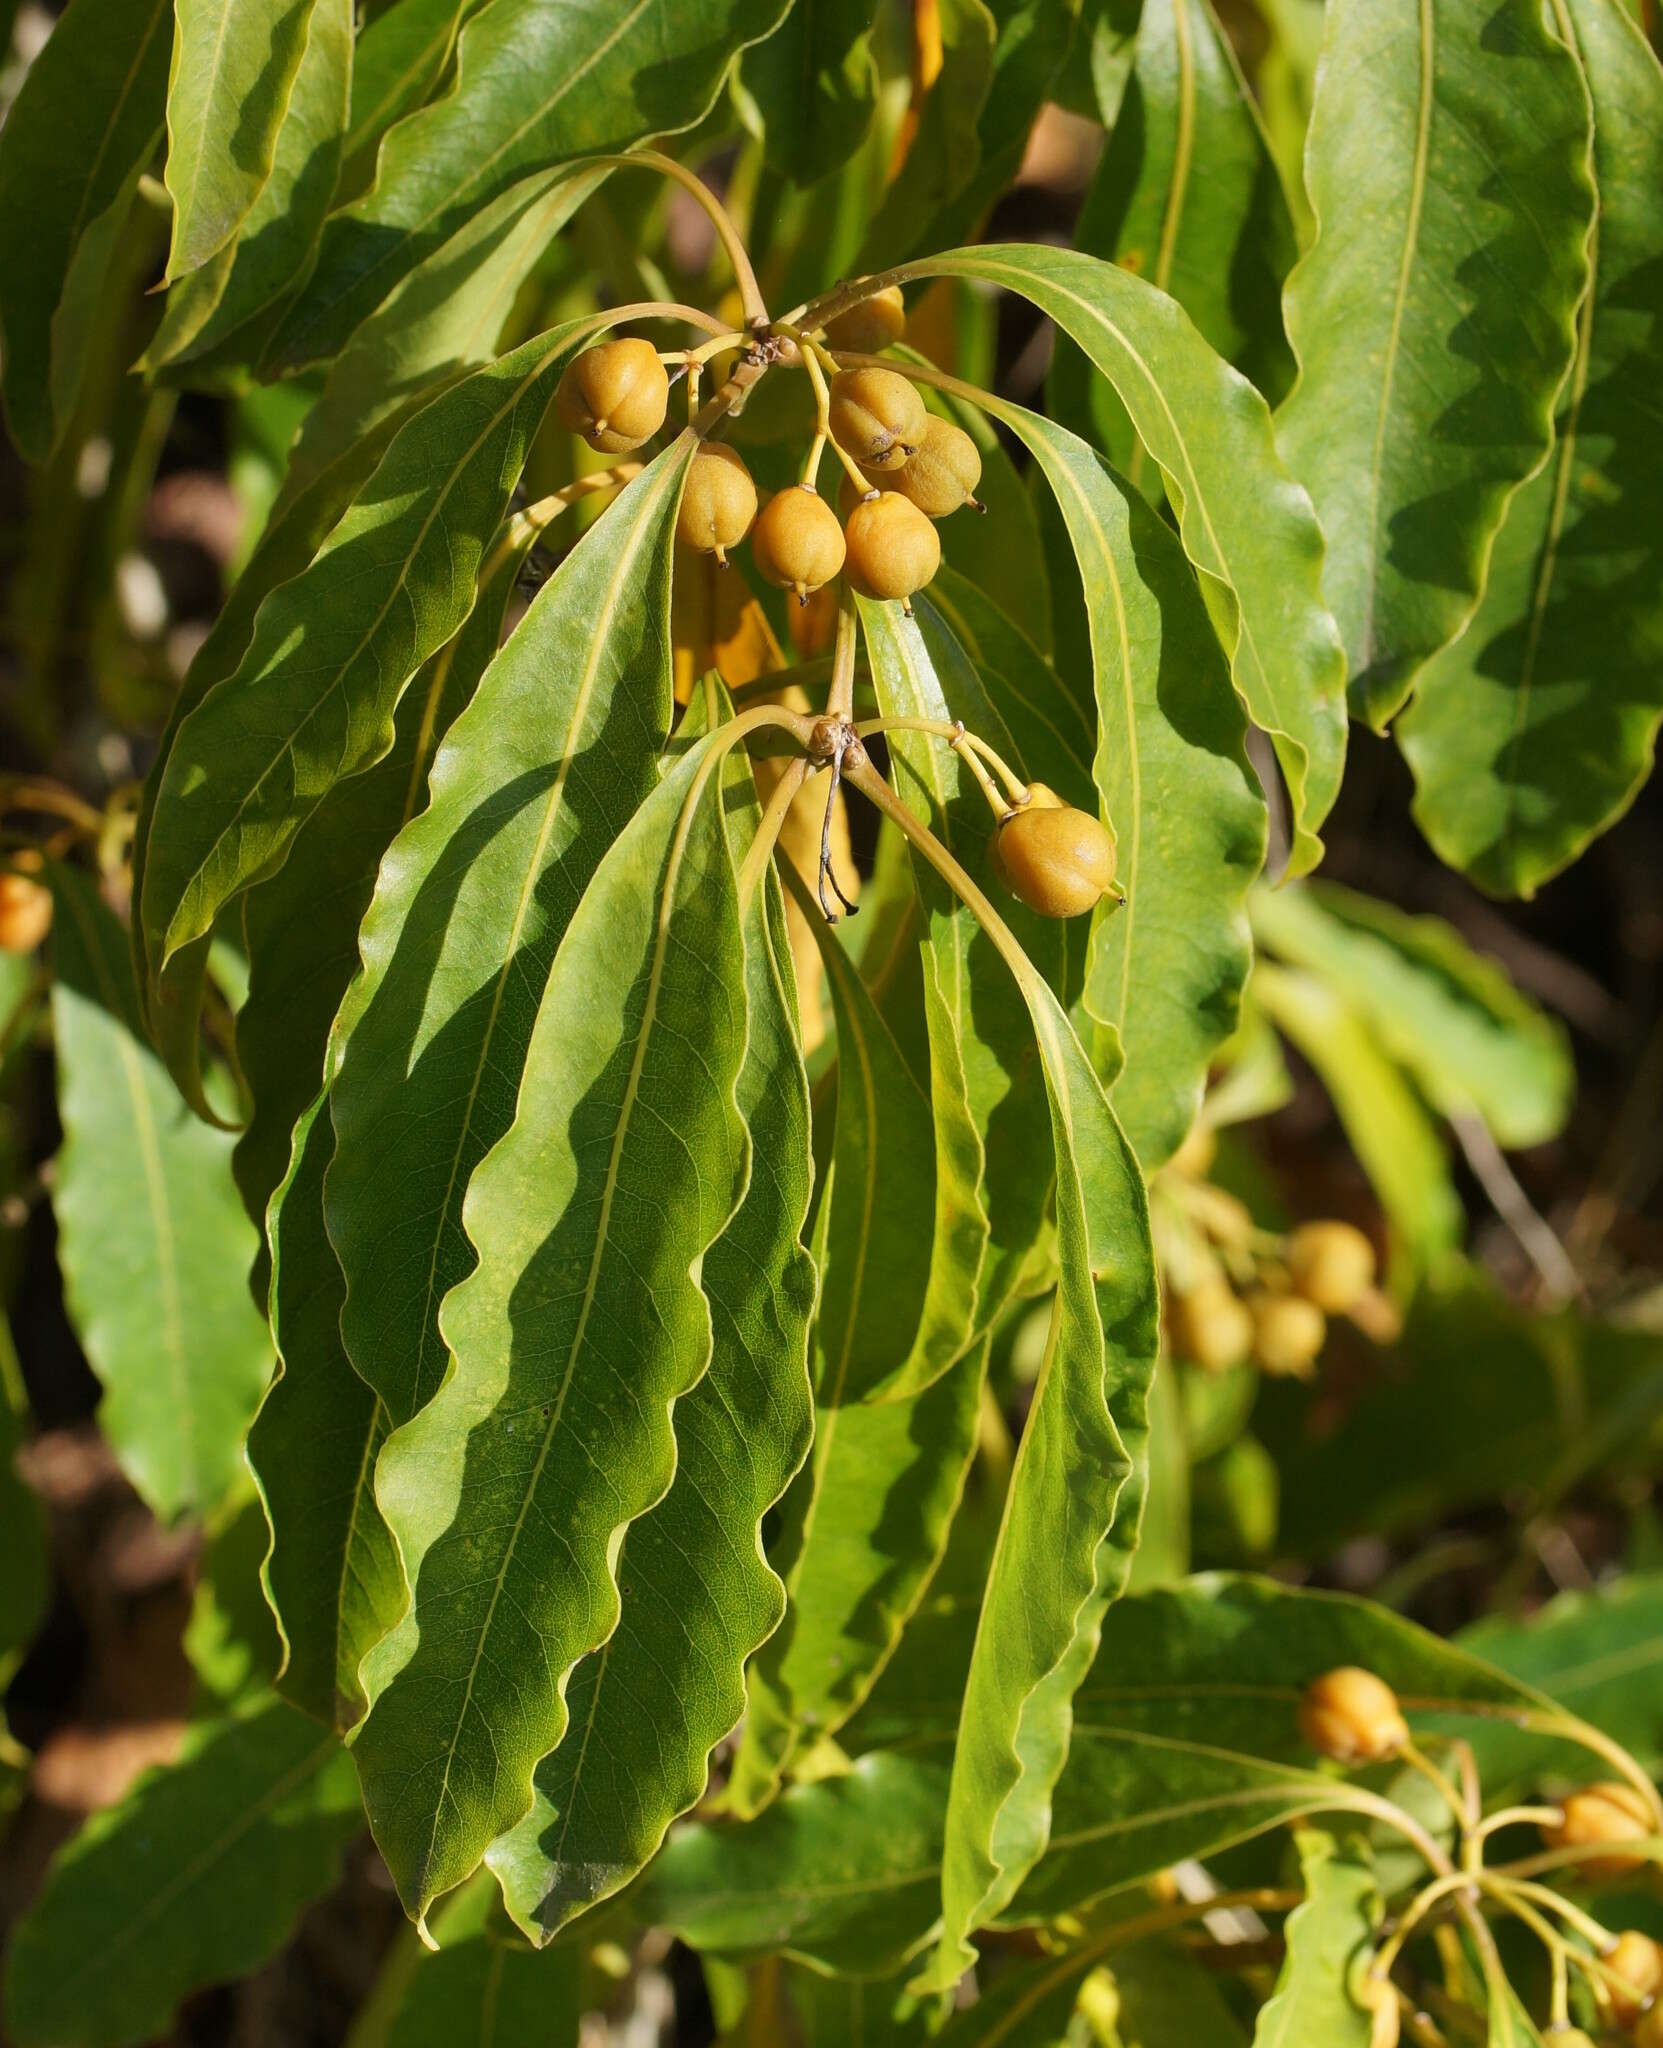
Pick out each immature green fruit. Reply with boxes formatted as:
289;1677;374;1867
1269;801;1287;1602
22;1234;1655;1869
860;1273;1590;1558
1297;1667;1408;1765
828;366;927;471
988;796;1118;920
1248;1290;1326;1376
751;486;846;603
1604;1928;1663;2024
1168;1278;1253;1374
555;338;669;452
824;285;906;354
881;415;983;518
844;491;940;602
676;442;756;563
1544;1783;1656;1880
1287;1220;1376;1314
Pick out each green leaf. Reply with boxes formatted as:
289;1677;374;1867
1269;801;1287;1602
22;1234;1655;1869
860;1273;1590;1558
900;242;1344;879
323;443;692;1429
0;1323;47;1688
381;1873;581;2048
857;0;996;271
932;1928;1248;2047
4;1699;361;2048
184;1495;285;1704
637;1752;954;1979
50;867;271;1522
148;0;353;369
1276;0;1595;726
922;929;1158;1987
790;1963;941;2047
1249;962;1464;1261
1252;1831;1377;2048
267;0;788;368
933;406;1054;660
976;399;1265;1170
342;0;480;199
1051;0;1297;469
0;0;172;462
163;0;320;279
484;739;816;1941
1112;1940;1253;2047
350;730;751;1925
1398;0;1663;895
742;0;878;185
139;319;594;1074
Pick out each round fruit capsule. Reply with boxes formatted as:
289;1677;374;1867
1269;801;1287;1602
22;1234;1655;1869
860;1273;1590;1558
0;871;53;953
828;366;926;471
751;487;846;604
556;338;669;453
1168;1278;1253;1374
1297;1668;1408;1765
1543;1783;1657;1879
823;286;906;354
1605;1930;1663;2024
1248;1290;1326;1377
1287;1221;1377;1314
988;799;1118;920
676;442;756;563
844;491;940;603
882;416;983;518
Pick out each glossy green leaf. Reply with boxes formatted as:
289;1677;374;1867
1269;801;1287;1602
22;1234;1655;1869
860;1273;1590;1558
163;0;320;279
743;0;878;184
351;731;751;1925
4;1699;361;2048
1276;0;1594;726
149;0;353;369
977;398;1265;1170
1249;962;1464;1260
923;927;1159;1987
267;0;788;369
381;1873;580;2047
342;0;480;198
1251;881;1573;1148
1252;1831;1377;2048
933;405;1053;660
896;242;1345;877
638;1752;954;1979
0;0;172;462
857;0;996;271
1398;0;1663;895
139;320;591;1076
324;444;691;1429
50;868;271;1522
1051;0;1296;471
485;739;816;1942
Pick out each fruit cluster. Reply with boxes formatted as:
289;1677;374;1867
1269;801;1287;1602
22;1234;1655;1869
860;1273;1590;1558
1158;1127;1383;1377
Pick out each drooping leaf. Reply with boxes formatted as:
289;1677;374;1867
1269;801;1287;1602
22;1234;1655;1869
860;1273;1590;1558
932;404;1053;660
971;398;1265;1170
0;0;172;462
49;867;271;1523
4;1699;361;2048
1249;881;1573;1149
1252;1831;1377;2048
891;243;1344;878
148;0;353;369
637;1752;954;1979
1398;0;1663;896
857;0;997;271
266;0;789;369
1051;0;1297;470
323;444;692;1429
485;736;816;1942
1248;963;1464;1261
341;0;480;198
163;0;320;279
1275;0;1594;726
742;0;879;185
351;731;751;1925
380;1872;581;2047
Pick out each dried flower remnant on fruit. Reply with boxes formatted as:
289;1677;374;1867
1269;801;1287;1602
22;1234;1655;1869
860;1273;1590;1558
1298;1667;1408;1764
823;286;906;354
880;416;984;518
828;366;926;471
556;339;670;453
752;488;846;603
677;442;756;563
1602;1930;1663;2025
1543;1783;1657;1880
844;492;940;604
988;787;1119;920
1248;1290;1326;1377
1168;1277;1253;1373
1288;1220;1376;1314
